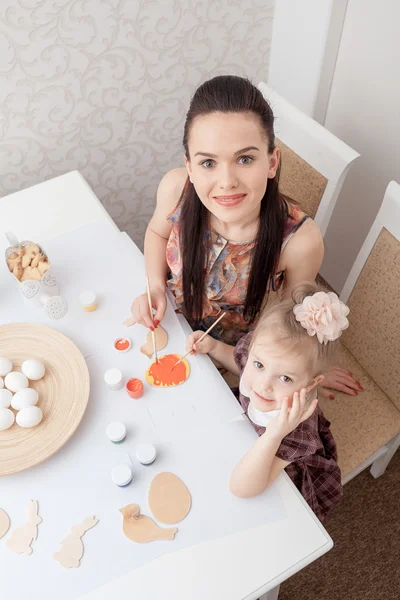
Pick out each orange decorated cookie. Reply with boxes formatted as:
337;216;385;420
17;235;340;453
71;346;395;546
145;354;190;387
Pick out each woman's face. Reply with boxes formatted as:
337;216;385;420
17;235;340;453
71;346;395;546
184;112;279;225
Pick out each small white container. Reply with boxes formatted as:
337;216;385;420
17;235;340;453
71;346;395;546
104;368;123;391
136;443;157;465
106;421;127;444
79;290;97;312
111;464;132;487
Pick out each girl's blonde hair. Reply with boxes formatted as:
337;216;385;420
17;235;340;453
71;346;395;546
251;282;339;375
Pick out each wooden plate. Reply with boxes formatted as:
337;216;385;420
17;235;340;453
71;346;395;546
0;323;90;476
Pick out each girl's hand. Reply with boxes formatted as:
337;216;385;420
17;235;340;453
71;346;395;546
268;389;318;440
185;331;217;355
320;365;363;399
130;288;166;330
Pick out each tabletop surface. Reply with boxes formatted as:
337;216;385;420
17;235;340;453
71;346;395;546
0;172;333;600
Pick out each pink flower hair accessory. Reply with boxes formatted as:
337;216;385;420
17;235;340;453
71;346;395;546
293;291;349;344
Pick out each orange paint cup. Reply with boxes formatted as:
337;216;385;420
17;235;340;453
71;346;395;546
126;377;144;399
114;337;131;352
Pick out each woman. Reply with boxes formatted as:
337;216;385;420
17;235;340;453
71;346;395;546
131;75;359;398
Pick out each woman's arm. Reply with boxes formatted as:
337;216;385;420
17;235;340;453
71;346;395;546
145;168;187;291
131;168;187;328
279;219;324;299
230;428;289;498
279;220;360;397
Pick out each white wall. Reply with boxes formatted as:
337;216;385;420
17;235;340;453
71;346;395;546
321;0;400;291
268;0;334;117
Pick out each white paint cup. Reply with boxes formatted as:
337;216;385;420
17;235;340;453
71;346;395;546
104;368;123;391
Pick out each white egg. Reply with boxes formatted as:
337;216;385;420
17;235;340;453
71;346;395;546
4;371;29;393
0;377;3;389
0;408;15;431
0;389;13;409
16;406;43;428
11;388;39;411
21;359;45;381
0;357;13;377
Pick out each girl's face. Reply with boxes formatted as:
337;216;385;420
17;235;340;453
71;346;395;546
241;332;323;413
184;112;279;226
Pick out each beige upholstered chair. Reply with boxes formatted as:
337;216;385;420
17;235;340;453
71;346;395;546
319;181;400;483
258;82;360;235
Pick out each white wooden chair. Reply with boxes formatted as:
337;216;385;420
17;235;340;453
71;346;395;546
257;82;360;236
319;181;400;483
258;182;400;600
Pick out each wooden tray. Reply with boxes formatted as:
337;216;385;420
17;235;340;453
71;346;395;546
0;323;90;476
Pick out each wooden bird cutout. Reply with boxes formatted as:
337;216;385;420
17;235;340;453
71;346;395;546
140;326;168;358
53;515;99;568
119;504;177;543
6;499;42;555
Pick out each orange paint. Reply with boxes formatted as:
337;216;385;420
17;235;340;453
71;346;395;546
145;354;190;388
114;338;131;352
126;378;144;399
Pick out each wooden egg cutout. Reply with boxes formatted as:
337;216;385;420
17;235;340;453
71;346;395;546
145;354;190;388
148;472;191;524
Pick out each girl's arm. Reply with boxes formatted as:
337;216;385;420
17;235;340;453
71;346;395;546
208;340;238;374
185;333;239;374
230;427;289;497
230;391;318;498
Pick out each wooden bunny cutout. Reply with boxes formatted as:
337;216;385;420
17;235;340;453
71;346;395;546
53;515;99;568
7;499;42;555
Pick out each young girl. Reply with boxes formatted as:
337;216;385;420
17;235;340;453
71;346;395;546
131;74;359;398
186;283;349;521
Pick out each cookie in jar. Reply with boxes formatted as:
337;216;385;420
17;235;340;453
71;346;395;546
6;240;50;284
4;233;67;319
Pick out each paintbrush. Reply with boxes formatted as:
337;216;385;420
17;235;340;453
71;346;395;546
172;312;226;370
146;276;158;363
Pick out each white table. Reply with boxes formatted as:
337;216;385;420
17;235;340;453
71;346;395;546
0;172;333;600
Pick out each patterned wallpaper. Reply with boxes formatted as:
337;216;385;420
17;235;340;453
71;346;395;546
0;0;274;248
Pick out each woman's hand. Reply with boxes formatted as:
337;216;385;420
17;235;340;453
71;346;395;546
185;331;217;355
320;365;363;399
268;389;318;440
130;288;167;329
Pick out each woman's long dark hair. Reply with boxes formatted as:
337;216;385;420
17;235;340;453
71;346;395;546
180;75;288;325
